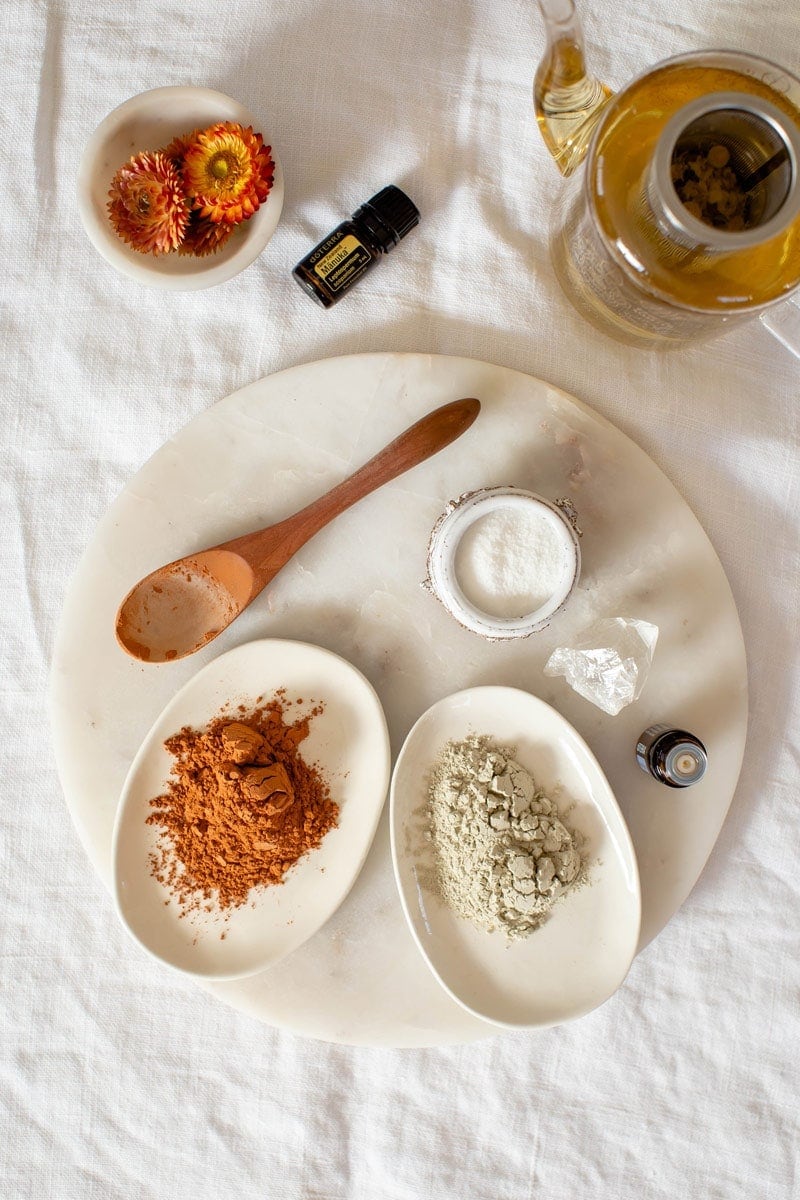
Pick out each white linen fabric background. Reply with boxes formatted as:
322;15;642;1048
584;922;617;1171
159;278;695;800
2;0;799;1196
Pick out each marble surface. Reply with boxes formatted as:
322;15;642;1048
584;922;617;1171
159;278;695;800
49;352;748;1046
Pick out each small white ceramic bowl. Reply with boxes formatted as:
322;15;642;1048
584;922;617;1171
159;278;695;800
77;86;284;290
425;486;581;639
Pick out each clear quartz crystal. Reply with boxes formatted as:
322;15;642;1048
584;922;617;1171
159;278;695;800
544;617;659;715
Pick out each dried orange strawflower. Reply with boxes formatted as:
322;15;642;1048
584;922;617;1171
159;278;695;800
159;128;201;169
178;211;235;257
107;151;189;255
182;121;275;225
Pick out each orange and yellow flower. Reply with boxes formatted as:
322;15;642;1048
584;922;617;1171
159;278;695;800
107;151;189;255
182;122;274;225
159;129;201;169
178;212;235;257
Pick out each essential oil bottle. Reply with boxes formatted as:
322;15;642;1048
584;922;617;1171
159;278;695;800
292;185;420;307
635;724;708;788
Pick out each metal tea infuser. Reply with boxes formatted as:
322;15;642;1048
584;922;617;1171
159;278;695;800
534;0;800;353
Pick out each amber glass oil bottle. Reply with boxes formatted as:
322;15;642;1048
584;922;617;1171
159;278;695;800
293;186;420;307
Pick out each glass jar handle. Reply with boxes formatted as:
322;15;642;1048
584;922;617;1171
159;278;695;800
760;296;800;358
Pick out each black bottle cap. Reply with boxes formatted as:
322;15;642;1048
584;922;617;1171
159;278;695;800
355;186;420;251
635;724;708;788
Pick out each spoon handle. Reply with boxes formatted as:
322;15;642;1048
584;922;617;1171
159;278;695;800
255;397;480;571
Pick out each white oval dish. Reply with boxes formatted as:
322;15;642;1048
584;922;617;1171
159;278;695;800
112;639;390;979
425;487;581;639
77;86;284;290
390;686;641;1029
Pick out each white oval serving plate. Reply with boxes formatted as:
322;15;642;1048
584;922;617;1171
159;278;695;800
390;686;641;1029
112;639;390;979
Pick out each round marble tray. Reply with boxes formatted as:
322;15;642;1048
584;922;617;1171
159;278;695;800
50;353;747;1047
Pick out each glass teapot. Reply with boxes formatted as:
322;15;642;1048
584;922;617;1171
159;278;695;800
534;0;800;354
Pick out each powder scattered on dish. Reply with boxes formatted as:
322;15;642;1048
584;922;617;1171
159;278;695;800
147;692;338;921
425;734;583;939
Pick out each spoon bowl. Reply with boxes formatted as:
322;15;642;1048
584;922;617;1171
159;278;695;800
115;551;257;662
116;397;480;661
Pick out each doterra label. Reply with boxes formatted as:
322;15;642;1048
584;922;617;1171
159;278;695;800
312;234;372;292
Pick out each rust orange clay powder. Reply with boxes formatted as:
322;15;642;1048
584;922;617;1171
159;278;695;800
147;693;338;915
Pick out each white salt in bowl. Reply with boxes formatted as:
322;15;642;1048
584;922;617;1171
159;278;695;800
425;486;581;639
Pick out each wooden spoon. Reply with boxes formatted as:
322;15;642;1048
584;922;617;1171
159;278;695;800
116;397;480;662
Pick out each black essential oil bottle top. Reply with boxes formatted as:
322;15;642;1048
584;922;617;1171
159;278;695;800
635;724;708;788
292;185;420;308
354;186;420;248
